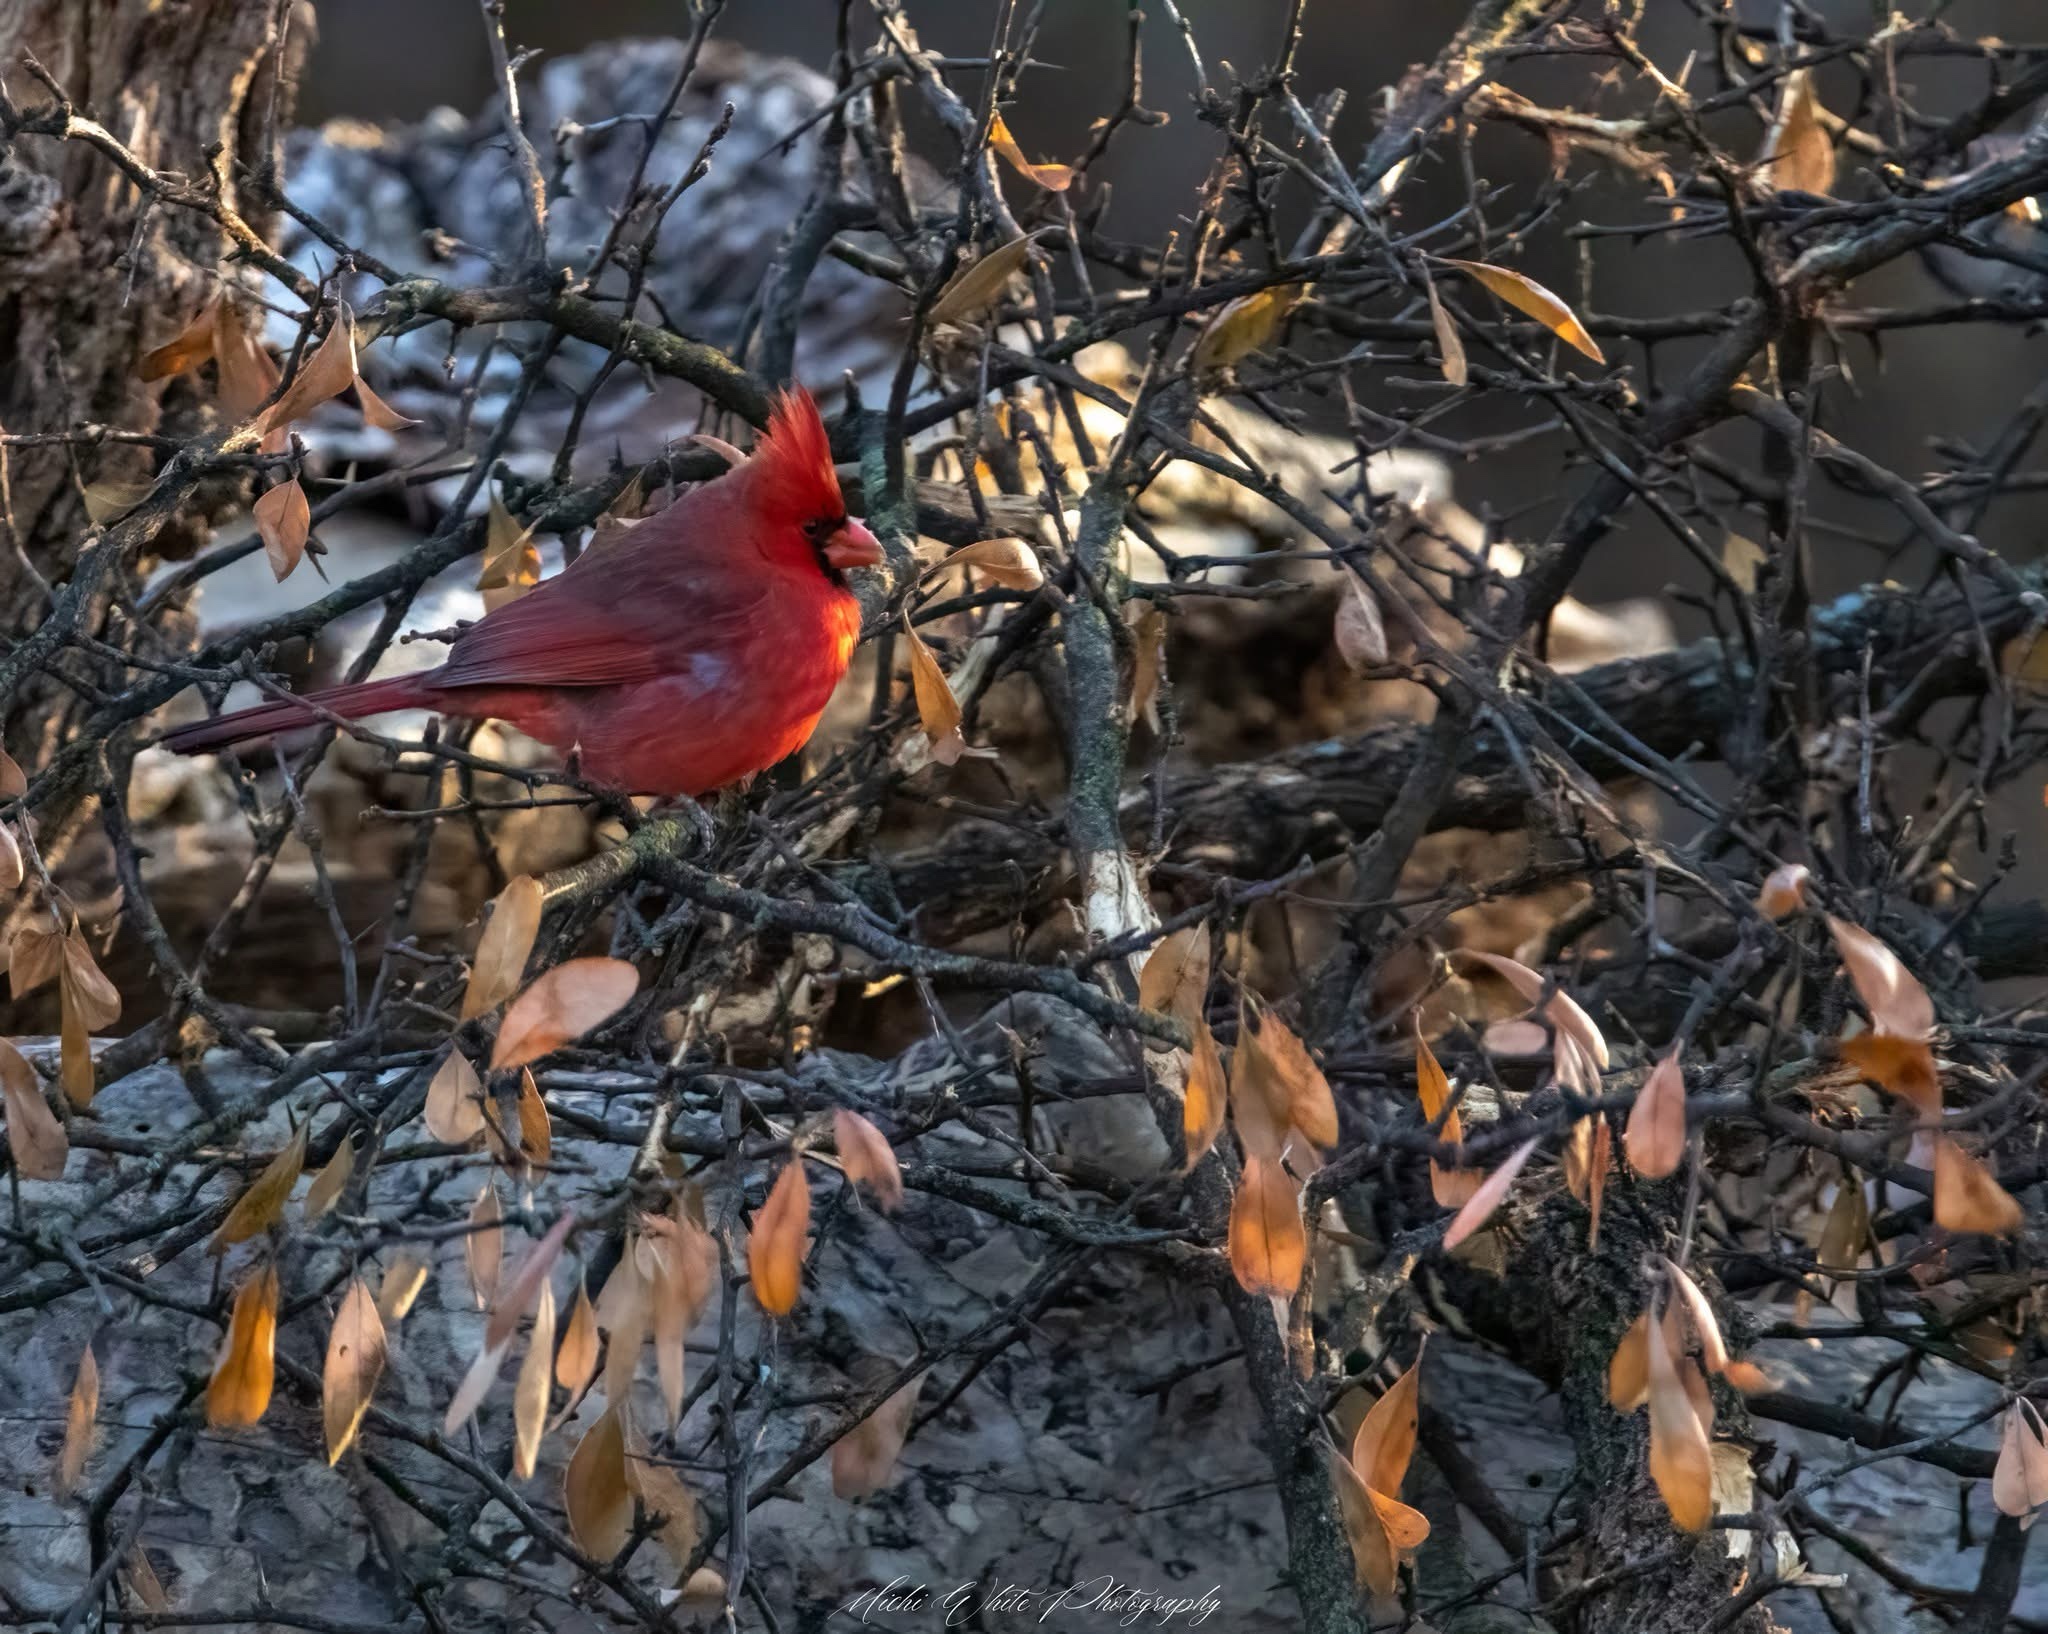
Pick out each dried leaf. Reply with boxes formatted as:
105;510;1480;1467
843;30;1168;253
478;494;541;610
831;1371;924;1499
1228;1153;1305;1299
0;748;24;799
1663;1258;1741;1380
0;1036;67;1180
213;299;281;418
555;1279;600;1410
425;1049;487;1146
492;957;640;1070
1139;926;1210;1023
932;535;1044;590
1933;1136;2024;1236
60;931;120;1028
1334;575;1389;670
1414;1029;1481;1208
1239;1009;1338;1150
485;1210;577;1351
257;311;358;435
930;233;1041;328
512;1279;556;1480
1757;862;1810;919
323;1277;387;1463
123;1545;169;1613
0;823;20;892
1625;1050;1687;1180
1351;1351;1422;1499
353;374;419;431
466;1179;503;1309
443;1327;513;1438
303;1135;355;1221
626;1432;700;1572
565;1406;633;1560
56;1342;97;1496
82;480;153;525
11;922;65;999
1992;1400;2048;1519
253;478;311;581
834;1108;903;1211
1440;259;1605;364
1129;601;1165;730
206;1264;280;1429
1608;1312;1650;1411
1183;1016;1227;1169
1444;1133;1541;1249
988;111;1074;190
1825;916;1934;1039
902;617;965;765
1330;1448;1397;1594
140;300;219;381
463;875;545;1020
1423;270;1467;386
512;1068;552;1172
749;1161;812;1316
1840;1033;1940;1115
1758;68;1834;195
1585;1116;1612;1249
1645;1304;1713;1531
1722;531;1767;595
1193;283;1303;373
209;1122;309;1252
1815;1174;1868;1276
1460;950;1610;1069
377;1253;429;1323
60;982;95;1110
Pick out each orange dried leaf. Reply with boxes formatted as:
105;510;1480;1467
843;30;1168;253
376;1253;429;1324
1825;916;1934;1039
902;617;965;765
139;300;219;381
749;1160;811;1316
1183;1016;1227;1169
323;1276;387;1463
1757;862;1810;920
62;932;121;1028
206;1264;280;1429
60;980;95;1109
1240;1008;1338;1150
565;1406;633;1560
492;956;640;1070
478;494;541;609
1933;1136;2023;1236
1608;1312;1650;1411
1138;926;1210;1023
1442;1134;1540;1251
353;374;419;432
1585;1116;1612;1249
512;1278;556;1481
425;1049;486;1146
303;1135;355;1221
932;535;1044;589
1440;259;1604;363
1644;1306;1713;1532
56;1342;97;1496
1330;1448;1397;1593
1625;1050;1688;1180
254;478;311;581
463;874;545;1020
555;1279;600;1410
1663;1258;1734;1375
10;922;65;1000
210;1122;309;1252
257;311;358;435
1228;1153;1305;1299
213;299;281;419
1461;950;1609;1068
1351;1351;1422;1499
833;1108;903;1211
1129;601;1165;729
831;1371;924;1500
988;111;1074;190
1414;1029;1481;1208
0;1036;66;1180
1840;1033;1940;1115
466;1179;503;1309
516;1067;552;1172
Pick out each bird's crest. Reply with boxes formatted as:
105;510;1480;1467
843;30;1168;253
753;387;845;526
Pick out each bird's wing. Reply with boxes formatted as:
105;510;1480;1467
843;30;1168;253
435;510;769;691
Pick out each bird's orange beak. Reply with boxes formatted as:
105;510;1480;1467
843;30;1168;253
824;516;885;571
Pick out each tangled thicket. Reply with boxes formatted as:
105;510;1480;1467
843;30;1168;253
2;2;2047;1632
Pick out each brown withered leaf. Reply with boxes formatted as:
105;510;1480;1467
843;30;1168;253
1608;1312;1650;1411
492;956;640;1070
139;300;219;381
1128;601;1165;730
11;921;65;999
1585;1117;1612;1249
902;617;965;766
206;1263;280;1428
516;1068;552;1172
1193;283;1304;373
1840;1033;1940;1116
56;1342;97;1496
749;1160;811;1316
1644;1303;1713;1532
624;1428;700;1573
425;1049;487;1146
0;747;25;798
933;535;1044;589
1815;1173;1869;1278
988;111;1074;190
376;1253;430;1324
1183;1016;1227;1169
0;822;21;892
1440;259;1604;363
565;1406;634;1560
323;1277;387;1463
553;1278;600;1422
1351;1350;1422;1500
62;932;120;1028
443;1328;513;1438
1757;862;1810;920
303;1135;356;1221
1625;1050;1688;1180
1239;1008;1338;1150
1933;1136;2024;1236
512;1279;556;1481
210;1121;309;1252
1461;950;1609;1069
1758;68;1834;195
833;1108;904;1211
1228;1153;1305;1299
353;374;419;431
485;1210;577;1351
256;311;358;435
462;874;545;1020
1423;269;1467;386
479;494;542;610
929;233;1043;328
0;1036;67;1180
1992;1400;2048;1519
1334;575;1389;671
1138;925;1210;1023
81;480;153;525
466;1179;503;1309
1825;916;1935;1039
213;299;281;419
1442;1134;1540;1251
1662;1257;1767;1391
1414;1028;1481;1208
1330;1448;1394;1593
253;478;311;581
60;981;95;1110
832;1370;924;1499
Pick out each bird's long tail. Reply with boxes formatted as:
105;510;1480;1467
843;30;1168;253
160;674;437;756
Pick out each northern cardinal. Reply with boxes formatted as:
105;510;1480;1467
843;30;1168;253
163;388;882;795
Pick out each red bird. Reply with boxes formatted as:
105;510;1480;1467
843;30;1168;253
164;389;881;796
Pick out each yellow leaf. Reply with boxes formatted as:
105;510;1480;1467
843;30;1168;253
1440;259;1605;364
1722;532;1766;594
749;1160;811;1316
902;616;965;765
929;233;1042;328
254;478;311;581
425;1049;486;1146
210;1122;310;1252
564;1406;633;1560
463;875;546;1019
478;494;541;610
303;1135;356;1221
323;1277;387;1463
492;957;640;1071
1758;68;1834;195
1192;283;1303;373
833;1108;903;1211
1228;1153;1305;1298
257;310;359;435
988;111;1074;191
512;1279;556;1480
0;1037;67;1180
56;1342;97;1496
1625;1050;1687;1180
206;1264;280;1428
1423;270;1466;386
